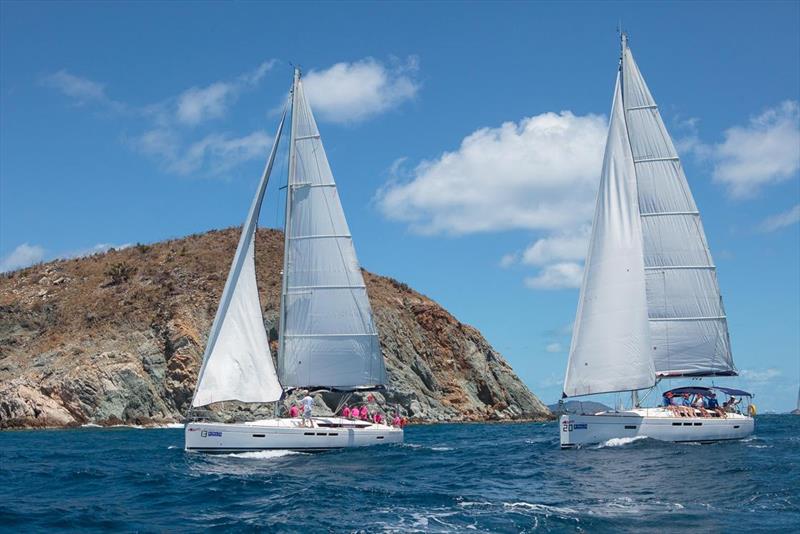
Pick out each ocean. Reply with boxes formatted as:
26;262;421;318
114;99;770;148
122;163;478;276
1;415;797;532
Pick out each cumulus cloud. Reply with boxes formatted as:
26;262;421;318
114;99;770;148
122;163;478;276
520;228;590;267
711;101;800;198
377;111;606;235
545;342;564;353
0;243;45;272
303;57;419;123
524;262;584;290
377;110;604;289
759;204;800;233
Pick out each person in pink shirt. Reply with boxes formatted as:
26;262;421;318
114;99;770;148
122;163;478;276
360;406;368;420
289;404;299;418
373;413;382;424
392;414;401;427
342;406;350;419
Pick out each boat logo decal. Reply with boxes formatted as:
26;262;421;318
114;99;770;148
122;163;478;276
562;421;588;432
201;430;223;438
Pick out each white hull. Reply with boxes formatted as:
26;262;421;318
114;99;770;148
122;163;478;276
560;408;754;448
185;416;403;452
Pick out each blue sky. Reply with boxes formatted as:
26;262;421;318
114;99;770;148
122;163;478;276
1;1;798;411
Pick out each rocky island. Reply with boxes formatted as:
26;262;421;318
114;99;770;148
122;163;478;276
0;228;551;429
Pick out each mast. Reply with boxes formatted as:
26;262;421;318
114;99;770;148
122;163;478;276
278;67;301;381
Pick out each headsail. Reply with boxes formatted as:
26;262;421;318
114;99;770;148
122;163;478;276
191;107;288;407
622;39;735;378
278;70;386;390
563;71;655;397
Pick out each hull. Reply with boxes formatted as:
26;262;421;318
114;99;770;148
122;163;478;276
560;408;754;448
185;416;403;452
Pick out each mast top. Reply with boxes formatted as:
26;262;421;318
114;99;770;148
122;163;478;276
620;31;629;52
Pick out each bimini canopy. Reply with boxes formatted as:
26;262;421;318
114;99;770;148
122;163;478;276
665;386;752;397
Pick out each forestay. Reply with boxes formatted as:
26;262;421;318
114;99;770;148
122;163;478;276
622;41;735;377
278;75;386;390
563;72;655;397
191;109;287;407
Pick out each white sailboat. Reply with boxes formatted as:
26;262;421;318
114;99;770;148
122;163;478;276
559;35;754;448
185;68;403;452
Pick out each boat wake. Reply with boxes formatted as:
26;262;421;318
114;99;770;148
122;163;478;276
595;436;649;448
225;450;304;460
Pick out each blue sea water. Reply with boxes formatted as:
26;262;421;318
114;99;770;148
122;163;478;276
1;415;798;532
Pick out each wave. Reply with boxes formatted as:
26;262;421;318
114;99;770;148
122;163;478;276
503;502;579;516
595;436;649;448
401;443;453;452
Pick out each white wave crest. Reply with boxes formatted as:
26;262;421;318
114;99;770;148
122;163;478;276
431;446;453;451
596;436;649;448
503;502;579;516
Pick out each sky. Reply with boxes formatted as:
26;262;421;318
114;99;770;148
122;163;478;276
1;1;799;411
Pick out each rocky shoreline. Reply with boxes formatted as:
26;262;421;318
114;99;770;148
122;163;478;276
0;228;552;429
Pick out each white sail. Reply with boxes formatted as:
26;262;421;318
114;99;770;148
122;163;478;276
278;72;386;390
563;72;655;397
622;41;735;377
191;109;288;407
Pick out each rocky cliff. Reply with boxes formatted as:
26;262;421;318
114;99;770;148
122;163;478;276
0;228;551;428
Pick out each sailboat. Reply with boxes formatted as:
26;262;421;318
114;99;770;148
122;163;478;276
559;35;754;448
185;68;403;452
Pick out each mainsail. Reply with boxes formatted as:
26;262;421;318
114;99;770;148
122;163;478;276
191;108;288;408
564;35;735;398
563;72;654;397
622;40;735;378
278;70;386;390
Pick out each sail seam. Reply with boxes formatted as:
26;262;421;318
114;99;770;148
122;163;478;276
291;183;336;189
288;284;366;290
284;333;378;338
633;156;680;164
295;134;321;140
626;104;658;111
291;234;352;240
640;211;699;217
644;265;715;270
650;316;726;322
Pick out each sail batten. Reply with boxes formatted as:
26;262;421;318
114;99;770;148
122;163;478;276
622;43;735;378
278;72;386;390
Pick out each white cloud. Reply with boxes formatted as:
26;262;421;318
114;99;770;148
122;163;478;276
303;57;419;123
176;60;275;125
377;111;604;290
712;101;800;198
176;82;234;125
42;70;107;103
521;228;589;266
499;252;519;268
739;368;782;383
0;244;45;272
524;262;583;290
759;204;800;233
137;129;271;177
377;111;606;235
545;342;564;353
